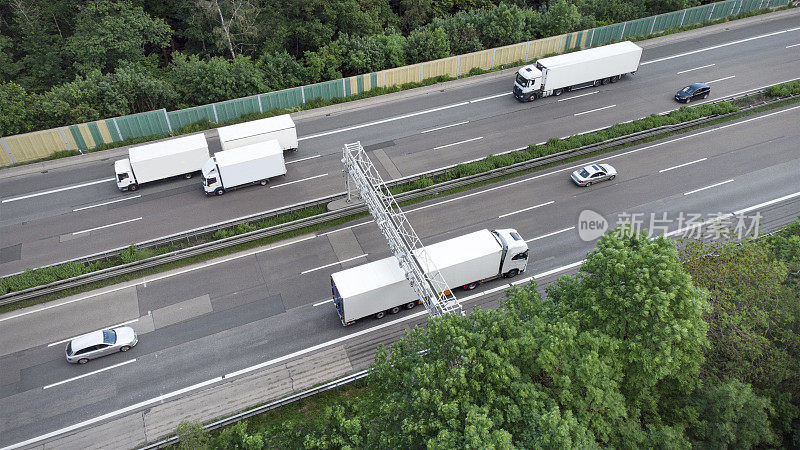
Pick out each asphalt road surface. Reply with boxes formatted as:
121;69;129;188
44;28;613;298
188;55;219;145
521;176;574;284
0;10;798;276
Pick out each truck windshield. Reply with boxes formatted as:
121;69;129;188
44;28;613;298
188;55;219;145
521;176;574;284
515;73;528;87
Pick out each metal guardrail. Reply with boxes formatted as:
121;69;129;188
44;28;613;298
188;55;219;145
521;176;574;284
1;86;797;306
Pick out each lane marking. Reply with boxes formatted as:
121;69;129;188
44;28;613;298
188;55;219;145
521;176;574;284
48;318;140;347
314;299;333;307
574;104;615;116
317;222;371;236
73;217;142;236
641;26;800;65
72;195;141;212
735;190;800;215
557;91;597;102
659;158;707;173
470;92;512;103
421;121;469;134
1;178;115;203
677;64;715;74
786;43;800;49
433;136;483;150
43;359;136;390
498;200;554;219
286;154;321;165
705;75;735;84
269;173;327;188
525;226;575;242
301;254;368;275
683;179;734;196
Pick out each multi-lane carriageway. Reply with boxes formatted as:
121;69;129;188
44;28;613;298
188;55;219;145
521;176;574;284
1;10;799;276
1;8;800;449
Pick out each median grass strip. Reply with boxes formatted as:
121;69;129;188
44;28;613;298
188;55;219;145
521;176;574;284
1;81;798;311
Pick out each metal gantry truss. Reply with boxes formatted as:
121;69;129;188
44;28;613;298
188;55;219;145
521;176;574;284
342;142;462;319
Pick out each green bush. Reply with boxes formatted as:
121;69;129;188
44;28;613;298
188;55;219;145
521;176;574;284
766;80;800;98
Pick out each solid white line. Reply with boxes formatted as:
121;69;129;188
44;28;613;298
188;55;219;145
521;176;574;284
48;318;140;347
532;260;584;279
786;43;800;49
735;190;800;215
421;121;469;134
641;26;800;65
574;104;615;116
683;179;734;196
300;254;367;275
470;92;513;103
285;154;321;165
659;158;707;173
72;217;142;236
314;299;333;307
2;178;116;203
526;226;575;242
43;359;136;390
677;64;715;74
270;173;327;188
433;136;483;150
498;200;554;219
557;91;597;102
72;195;141;212
705;75;735;84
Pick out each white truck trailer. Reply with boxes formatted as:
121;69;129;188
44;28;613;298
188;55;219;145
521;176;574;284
513;41;642;102
202;139;286;196
330;228;529;326
216;114;298;152
114;134;210;191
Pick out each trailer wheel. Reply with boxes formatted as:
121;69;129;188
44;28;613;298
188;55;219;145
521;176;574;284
374;310;386;319
404;301;417;310
553;88;563;96
184;173;193;179
215;188;225;196
611;75;620;83
505;269;520;278
260;179;268;186
601;77;610;85
129;184;138;192
389;306;401;314
464;282;479;291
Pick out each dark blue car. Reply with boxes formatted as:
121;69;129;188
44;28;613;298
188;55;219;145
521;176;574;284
675;83;710;103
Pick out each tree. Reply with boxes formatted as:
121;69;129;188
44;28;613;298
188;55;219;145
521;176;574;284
258;51;305;91
65;0;172;74
175;420;209;450
194;0;260;59
111;62;178;113
169;53;267;106
537;0;592;38
0;81;33;135
405;26;451;64
36;70;129;129
8;1;66;90
0;34;21;83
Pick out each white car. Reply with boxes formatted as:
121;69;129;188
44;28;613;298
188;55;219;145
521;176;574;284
65;326;138;364
571;164;617;186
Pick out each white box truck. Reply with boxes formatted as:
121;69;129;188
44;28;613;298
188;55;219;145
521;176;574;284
114;134;210;191
202;139;287;196
513;41;642;102
330;228;529;326
216;114;298;152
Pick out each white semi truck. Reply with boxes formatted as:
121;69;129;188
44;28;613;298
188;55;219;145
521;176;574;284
330;228;529;326
513;41;642;102
216;114;298;152
202;139;287;196
114;134;210;191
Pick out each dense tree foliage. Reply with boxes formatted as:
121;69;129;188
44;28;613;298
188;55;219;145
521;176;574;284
0;0;705;135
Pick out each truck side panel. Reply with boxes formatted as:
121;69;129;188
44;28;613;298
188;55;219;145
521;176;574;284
129;137;209;184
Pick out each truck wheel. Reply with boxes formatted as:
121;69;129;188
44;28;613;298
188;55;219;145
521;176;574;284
389;306;401;314
553;88;563;96
464;282;479;291
374;310;386;320
260;179;268;186
215;188;225;196
405;301;417;310
184;173;193;179
129;184;138;192
505;269;520;278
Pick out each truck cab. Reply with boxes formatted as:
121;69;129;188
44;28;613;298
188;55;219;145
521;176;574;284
493;229;529;276
202;157;222;195
114;159;136;191
513;65;542;102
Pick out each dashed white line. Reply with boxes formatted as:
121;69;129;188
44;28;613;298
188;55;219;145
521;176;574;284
313;299;333;307
301;254;368;275
317;222;371;236
683;179;734;196
557;91;597;102
705;75;735;84
433;136;483;150
285;154;321;165
498;200;554;219
48;318;140;347
786;43;800;49
73;217;142;235
421;121;469;134
43;359;136;390
2;178;116;203
526;226;575;242
574;104;616;116
72;195;141;212
659;158;707;173
677;64;715;74
270;173;327;188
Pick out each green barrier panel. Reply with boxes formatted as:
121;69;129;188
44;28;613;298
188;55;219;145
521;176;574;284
591;24;622;46
104;119;123;142
260;88;303;111
562;33;572;51
652;10;685;33
684;4;713;26
86;122;104;147
303;80;344;102
213;96;261;123
68;125;88;151
356;75;364;94
710;0;736;20
371;72;379;88
622;17;653;39
114;110;170;140
167;105;216;131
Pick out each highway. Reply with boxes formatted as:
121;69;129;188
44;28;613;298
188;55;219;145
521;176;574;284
0;10;798;276
1;92;799;447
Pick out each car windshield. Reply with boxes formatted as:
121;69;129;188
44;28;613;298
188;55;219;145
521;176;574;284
579;169;590;178
102;329;117;345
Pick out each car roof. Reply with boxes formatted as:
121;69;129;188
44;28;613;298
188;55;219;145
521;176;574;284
70;330;105;351
688;83;709;89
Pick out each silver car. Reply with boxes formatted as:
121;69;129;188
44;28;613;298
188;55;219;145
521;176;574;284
571;164;617;186
65;326;138;364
